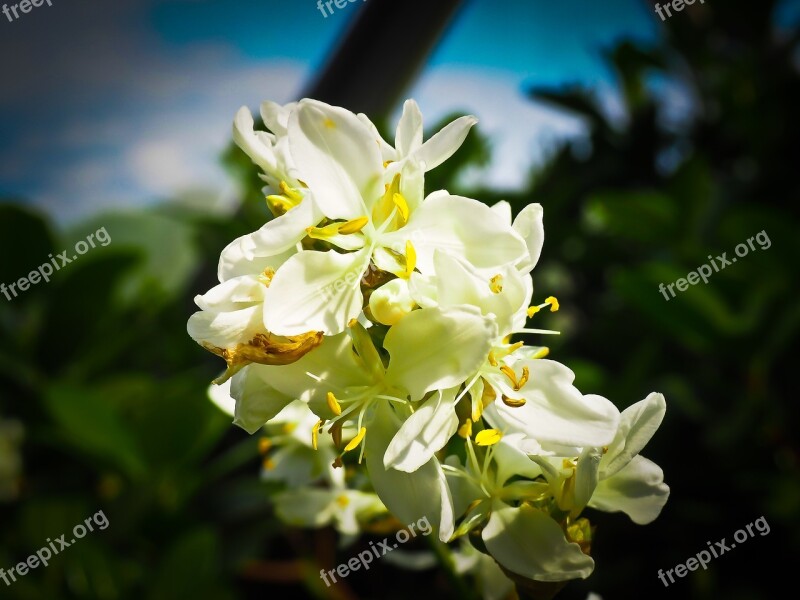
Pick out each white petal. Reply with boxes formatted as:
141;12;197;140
589;455;669;525
384;388;459;472
229;365;295;434
482;502;594;582
384;305;497;399
187;277;265;349
357;112;396;163
384;194;527;275
233;106;277;175
218;198;322;280
492;434;543;486
365;402;454;542
260;100;296;136
218;244;295;282
289;100;383;219
413;115;478;171
396;99;424;157
430;251;531;336
491;200;513;225
512;203;545;273
484;360;620;448
601;392;666;479
207;379;235;416
263;249;370;336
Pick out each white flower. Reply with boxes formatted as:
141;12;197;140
273;487;387;537
531;392;670;525
260;99;528;336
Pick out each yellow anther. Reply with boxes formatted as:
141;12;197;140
528;296;560;317
282;423;297;435
532;347;550;359
392;193;410;222
475;429;503;446
500;365;518;388
404;240;417;278
489;274;504;294
257;267;275;287
279;180;303;203
338;216;369;235
266;194;294;216
336;494;350;508
344;427;367;452
258;438;272;455
348;318;359;328
458;419;473;439
502;395;526;408
262;458;276;471
383;160;394;168
311;419;322;450
327;392;342;416
516;366;530;390
602;446;609;454
487;351;498;367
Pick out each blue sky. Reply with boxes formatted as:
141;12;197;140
0;0;775;222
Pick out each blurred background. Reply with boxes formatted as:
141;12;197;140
1;0;798;598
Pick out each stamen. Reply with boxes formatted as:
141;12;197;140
475;429;503;446
262;458;276;471
532;347;550;359
516;366;530;390
502;395;526;408
527;296;560;317
489;274;503;294
500;365;518;387
279;181;303;203
338;216;369;235
403;241;417;278
327;392;343;416
392;193;410;223
458;419;473;439
311;419;323;450
344;427;367;452
336;494;350;508
258;438;272;454
487;351;498;367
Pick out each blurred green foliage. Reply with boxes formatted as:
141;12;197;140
1;0;798;598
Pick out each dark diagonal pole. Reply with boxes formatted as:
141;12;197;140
302;0;465;118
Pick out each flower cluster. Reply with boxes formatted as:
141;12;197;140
189;98;669;586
